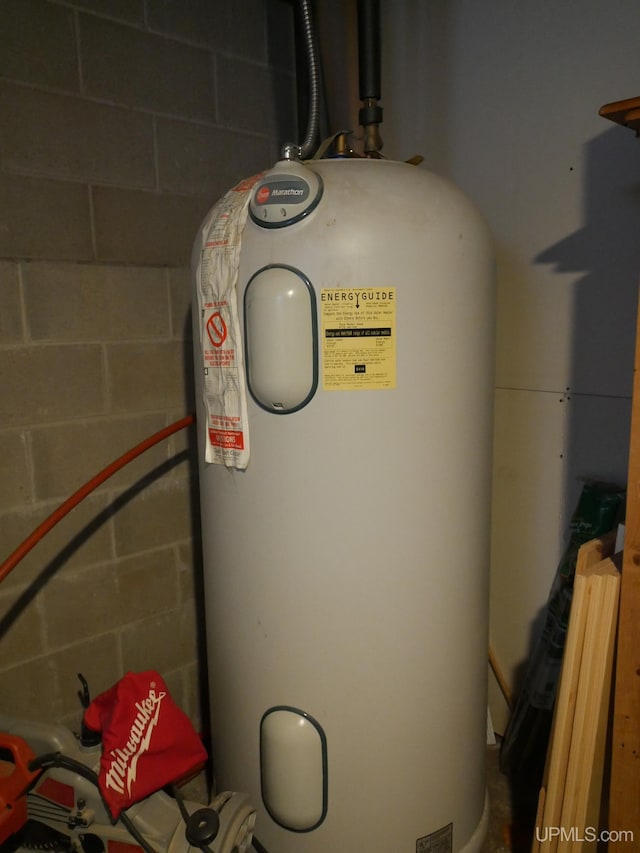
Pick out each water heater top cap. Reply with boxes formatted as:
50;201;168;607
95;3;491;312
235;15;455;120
249;159;323;229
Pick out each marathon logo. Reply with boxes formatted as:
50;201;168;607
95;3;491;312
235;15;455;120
254;176;310;205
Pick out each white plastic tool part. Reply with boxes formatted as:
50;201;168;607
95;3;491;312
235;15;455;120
244;265;316;413
260;708;326;831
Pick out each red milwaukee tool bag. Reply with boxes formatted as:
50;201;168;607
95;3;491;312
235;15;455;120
83;670;207;818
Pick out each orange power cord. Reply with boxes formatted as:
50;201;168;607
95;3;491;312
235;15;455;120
0;414;195;586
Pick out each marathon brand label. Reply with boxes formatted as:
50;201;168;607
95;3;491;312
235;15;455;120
254;175;310;205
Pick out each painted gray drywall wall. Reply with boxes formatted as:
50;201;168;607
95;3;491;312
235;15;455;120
381;0;640;732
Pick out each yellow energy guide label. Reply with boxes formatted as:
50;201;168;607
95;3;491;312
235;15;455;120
320;287;396;390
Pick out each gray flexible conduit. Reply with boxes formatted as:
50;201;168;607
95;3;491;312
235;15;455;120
298;0;321;159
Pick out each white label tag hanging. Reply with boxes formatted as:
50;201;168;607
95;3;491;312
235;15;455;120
195;174;262;469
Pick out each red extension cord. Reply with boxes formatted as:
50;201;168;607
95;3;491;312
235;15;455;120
0;414;195;586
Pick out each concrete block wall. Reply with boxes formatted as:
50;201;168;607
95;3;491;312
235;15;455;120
0;0;296;730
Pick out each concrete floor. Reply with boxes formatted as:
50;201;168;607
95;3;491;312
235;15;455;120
483;737;546;853
482;742;515;852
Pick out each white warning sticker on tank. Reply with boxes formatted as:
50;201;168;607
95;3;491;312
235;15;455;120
195;173;262;468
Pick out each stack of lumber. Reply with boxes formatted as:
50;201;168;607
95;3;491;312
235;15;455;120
532;532;620;852
598;106;640;850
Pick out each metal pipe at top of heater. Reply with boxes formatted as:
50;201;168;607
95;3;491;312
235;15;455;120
357;0;383;155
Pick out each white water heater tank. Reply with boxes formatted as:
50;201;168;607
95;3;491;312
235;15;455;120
192;156;495;853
